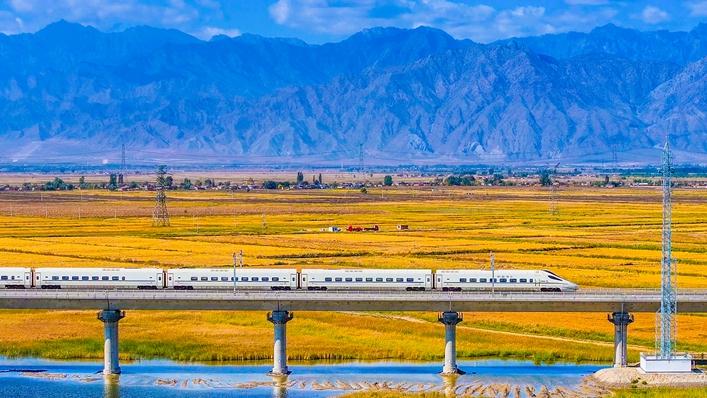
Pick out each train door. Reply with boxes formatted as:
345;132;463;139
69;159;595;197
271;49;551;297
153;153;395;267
166;272;174;288
426;275;432;290
300;273;308;289
157;272;164;289
290;273;298;290
34;271;42;288
24;270;32;288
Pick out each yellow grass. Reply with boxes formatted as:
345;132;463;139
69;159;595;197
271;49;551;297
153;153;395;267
0;186;705;362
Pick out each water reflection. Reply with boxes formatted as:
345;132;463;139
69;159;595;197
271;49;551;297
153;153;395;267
0;358;607;398
441;373;458;398
103;375;120;398
271;374;288;398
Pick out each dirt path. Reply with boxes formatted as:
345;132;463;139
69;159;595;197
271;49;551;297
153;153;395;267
342;311;651;351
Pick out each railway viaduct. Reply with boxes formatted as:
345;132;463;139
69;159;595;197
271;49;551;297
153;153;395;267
1;289;706;376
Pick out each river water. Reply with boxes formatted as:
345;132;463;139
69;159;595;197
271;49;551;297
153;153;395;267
0;358;607;397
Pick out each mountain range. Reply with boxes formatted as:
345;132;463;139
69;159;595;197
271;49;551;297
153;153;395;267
0;20;705;166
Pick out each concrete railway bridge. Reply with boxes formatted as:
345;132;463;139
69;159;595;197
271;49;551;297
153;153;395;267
1;289;706;376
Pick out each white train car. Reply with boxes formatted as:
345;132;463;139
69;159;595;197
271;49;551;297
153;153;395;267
300;269;433;291
167;268;297;290
435;269;577;292
35;268;164;289
0;267;32;289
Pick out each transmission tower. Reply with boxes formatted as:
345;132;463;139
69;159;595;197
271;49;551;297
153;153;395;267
121;143;126;172
119;143;126;185
358;143;364;173
657;141;676;358
152;165;170;227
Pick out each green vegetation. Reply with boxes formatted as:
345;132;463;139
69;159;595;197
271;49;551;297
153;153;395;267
612;386;707;398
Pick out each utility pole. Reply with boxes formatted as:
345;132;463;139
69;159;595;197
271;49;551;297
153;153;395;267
549;162;560;216
152;165;170;227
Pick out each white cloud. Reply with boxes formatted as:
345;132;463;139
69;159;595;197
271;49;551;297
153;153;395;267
265;0;624;43
687;1;707;16
635;5;670;24
195;26;240;39
564;0;608;5
1;0;208;34
269;0;291;24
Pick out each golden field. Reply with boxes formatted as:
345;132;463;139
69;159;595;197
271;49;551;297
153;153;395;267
0;184;705;363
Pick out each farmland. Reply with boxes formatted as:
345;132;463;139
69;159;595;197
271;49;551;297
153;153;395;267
0;180;705;364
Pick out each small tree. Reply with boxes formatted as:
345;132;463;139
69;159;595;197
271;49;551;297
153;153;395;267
79;176;87;189
383;175;393;186
318;173;323;185
296;172;304;184
182;178;192;190
539;170;552;186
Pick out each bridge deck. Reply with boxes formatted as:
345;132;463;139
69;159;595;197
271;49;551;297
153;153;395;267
0;289;706;312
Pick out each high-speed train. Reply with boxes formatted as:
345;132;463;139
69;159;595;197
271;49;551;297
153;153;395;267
0;267;578;292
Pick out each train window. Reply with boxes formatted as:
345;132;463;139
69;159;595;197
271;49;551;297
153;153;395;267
52;276;59;281
272;277;279;282
92;276;100;281
406;278;414;282
366;278;373;282
0;276;6;280
262;277;269;282
81;276;89;281
71;276;79;281
345;278;353;282
191;277;198;281
325;277;332;282
201;277;208;281
102;276;109;281
548;275;562;281
499;278;507;283
122;277;126;281
355;278;363;282
396;278;403;282
221;277;229;282
479;278;487;283
529;279;534;283
459;278;467;283
252;277;259;282
10;276;15;280
376;277;383;282
335;277;343;282
470;278;477;283
211;277;218;281
520;278;527;283
510;279;517;283
112;276;120;281
241;277;248;282
386;278;393;282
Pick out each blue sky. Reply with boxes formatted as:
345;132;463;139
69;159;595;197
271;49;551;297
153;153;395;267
0;1;706;43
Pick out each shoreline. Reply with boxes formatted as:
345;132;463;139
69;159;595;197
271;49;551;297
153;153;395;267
590;366;706;388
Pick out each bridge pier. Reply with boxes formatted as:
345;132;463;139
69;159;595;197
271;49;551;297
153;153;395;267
438;311;464;375
98;309;125;375
267;310;293;376
608;311;634;367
